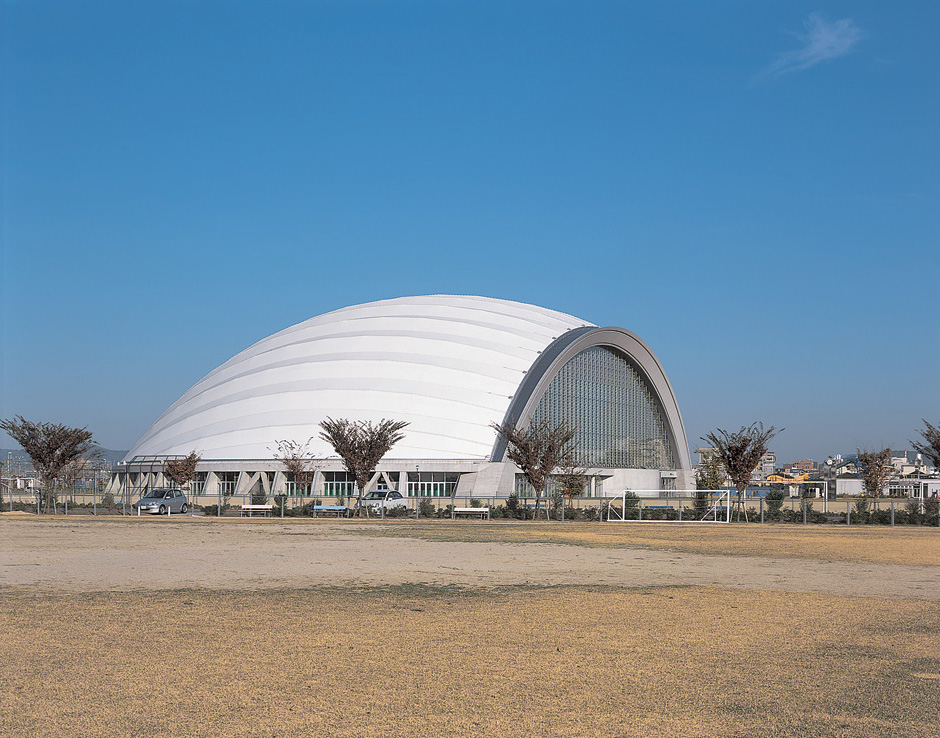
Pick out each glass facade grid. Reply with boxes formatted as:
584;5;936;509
530;346;675;470
321;471;354;497
285;481;313;496
217;471;238;495
407;472;459;497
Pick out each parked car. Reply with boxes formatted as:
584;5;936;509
134;488;189;515
355;489;409;514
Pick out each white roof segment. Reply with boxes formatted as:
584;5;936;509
127;295;593;461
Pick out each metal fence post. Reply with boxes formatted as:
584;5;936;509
891;499;895;526
760;497;764;523
802;499;807;525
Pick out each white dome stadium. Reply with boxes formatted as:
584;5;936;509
127;295;594;461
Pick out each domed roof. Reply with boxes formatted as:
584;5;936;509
126;295;593;461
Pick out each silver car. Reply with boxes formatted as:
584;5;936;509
134;488;189;515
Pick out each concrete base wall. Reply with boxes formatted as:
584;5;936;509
108;458;695;501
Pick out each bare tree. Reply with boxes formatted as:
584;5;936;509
273;439;319;500
556;451;587;499
857;448;893;510
694;450;725;516
165;451;201;492
60;446;104;501
0;415;97;513
702;423;780;521
318;419;409;516
911;420;940;473
553;451;587;518
492;419;577;520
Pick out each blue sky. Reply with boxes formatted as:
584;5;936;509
2;0;938;463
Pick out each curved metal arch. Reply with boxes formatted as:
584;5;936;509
491;327;692;472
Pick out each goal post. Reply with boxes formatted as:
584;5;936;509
603;489;732;523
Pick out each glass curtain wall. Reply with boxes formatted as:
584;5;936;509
322;471;354;497
514;473;602;498
530;346;675;469
217;472;239;496
192;472;207;494
407;472;459;497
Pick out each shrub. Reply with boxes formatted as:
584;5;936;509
926;497;940;526
869;508;892;525
607;503;639;520
765;490;785;516
418;498;437;518
853;497;870;517
901;498;940;526
199;503;231;516
560;505;588;521
693;489;711;516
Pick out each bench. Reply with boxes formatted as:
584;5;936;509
453;506;490;520
313;505;348;517
240;504;274;517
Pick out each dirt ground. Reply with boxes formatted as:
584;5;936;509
2;517;939;738
1;517;938;599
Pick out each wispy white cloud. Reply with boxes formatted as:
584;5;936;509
760;13;865;79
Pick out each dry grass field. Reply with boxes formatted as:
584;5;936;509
343;518;940;566
1;517;939;737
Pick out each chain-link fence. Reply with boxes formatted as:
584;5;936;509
7;486;939;526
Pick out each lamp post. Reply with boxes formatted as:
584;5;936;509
824;454;842;514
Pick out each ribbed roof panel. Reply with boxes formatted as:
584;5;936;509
126;295;592;460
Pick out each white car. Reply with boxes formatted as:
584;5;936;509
355;490;409;514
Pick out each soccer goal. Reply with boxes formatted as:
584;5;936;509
603;489;732;523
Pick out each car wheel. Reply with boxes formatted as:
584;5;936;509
159;504;167;515
180;503;188;514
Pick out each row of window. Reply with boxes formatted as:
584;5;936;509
289;470;461;497
513;474;605;498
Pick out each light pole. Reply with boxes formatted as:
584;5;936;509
824;454;842;514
